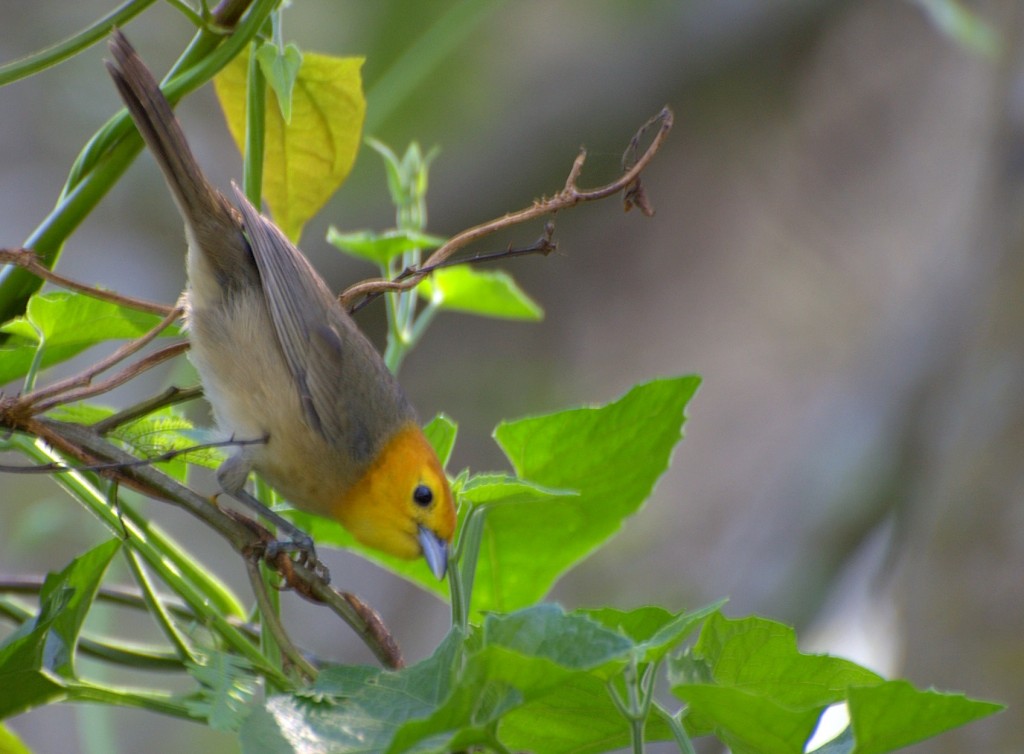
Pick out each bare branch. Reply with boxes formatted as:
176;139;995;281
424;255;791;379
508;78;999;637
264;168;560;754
340;107;674;310
0;435;263;474
30;341;189;415
0;247;173;317
11;417;405;667
93;385;204;433
22;306;184;410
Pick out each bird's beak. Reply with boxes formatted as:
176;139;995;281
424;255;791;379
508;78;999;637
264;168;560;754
417;525;449;580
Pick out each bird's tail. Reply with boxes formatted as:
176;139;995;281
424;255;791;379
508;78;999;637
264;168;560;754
106;30;244;274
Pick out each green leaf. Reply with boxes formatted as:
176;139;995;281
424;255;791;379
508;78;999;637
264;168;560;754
482;376;700;612
183;653;260;732
673;613;884;710
0;723;31;754
458;475;578;613
423;413;457;468
669;612;1002;753
499;671;674;754
389;606;644;754
112;406;224;479
418;266;543;320
0;293;175;385
242;630;462;753
326;227;447;266
49;404;222;481
241;607;678;754
0;539;121;717
365;140;436;212
848;680;1004;754
215;49;366;242
255;42;303;124
673;684;824;754
294;378;698;608
582;600;724;664
481;604;633;674
670;612;883;750
387;646;564;754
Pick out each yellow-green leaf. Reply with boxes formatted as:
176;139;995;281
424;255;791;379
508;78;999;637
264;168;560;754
214;47;366;242
418;266;543;321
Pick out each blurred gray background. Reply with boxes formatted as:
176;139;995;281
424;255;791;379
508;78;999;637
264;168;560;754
2;1;1022;752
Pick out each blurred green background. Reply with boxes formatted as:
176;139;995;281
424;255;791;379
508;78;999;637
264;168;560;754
2;1;1022;752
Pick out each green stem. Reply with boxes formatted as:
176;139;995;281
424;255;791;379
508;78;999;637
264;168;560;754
482;726;514;754
653;703;697;754
0;0;158;87
14;435;288;686
122;545;199;663
243;38;267;204
66;680;193;719
22;328;46;393
383;288;409;374
609;657;661;754
0;597;184;670
449;503;486;631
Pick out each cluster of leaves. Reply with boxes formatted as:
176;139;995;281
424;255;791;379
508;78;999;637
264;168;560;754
0;3;1005;753
244;606;1003;754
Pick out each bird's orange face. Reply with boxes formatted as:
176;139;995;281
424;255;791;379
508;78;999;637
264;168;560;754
332;422;456;578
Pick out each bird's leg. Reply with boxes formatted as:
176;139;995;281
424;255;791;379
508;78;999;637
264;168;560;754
217;455;329;581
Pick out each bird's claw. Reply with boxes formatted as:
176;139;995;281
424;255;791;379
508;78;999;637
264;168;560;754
265;535;331;583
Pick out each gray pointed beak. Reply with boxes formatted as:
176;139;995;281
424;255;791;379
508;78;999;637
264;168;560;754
417;525;449;580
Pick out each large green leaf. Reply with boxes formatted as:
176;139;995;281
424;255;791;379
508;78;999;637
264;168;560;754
673;684;825;754
498;671;674;754
671;612;1003;753
292;377;698;611
848;681;1003;754
241;604;705;754
675;613;884;709
0;539;121;718
241;629;462;754
484;376;699;612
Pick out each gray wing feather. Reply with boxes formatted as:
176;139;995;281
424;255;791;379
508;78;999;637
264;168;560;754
229;184;411;452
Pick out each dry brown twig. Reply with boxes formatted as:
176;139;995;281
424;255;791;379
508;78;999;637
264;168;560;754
341;106;674;310
0;247;172;317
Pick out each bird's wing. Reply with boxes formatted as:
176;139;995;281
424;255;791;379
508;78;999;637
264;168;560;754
232;184;376;450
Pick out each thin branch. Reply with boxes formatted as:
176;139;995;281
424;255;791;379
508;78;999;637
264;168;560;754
349;225;557;315
30;341;189;415
0;248;173;316
21;305;183;409
93;384;204;433
304;574;405;669
11;417;404;666
243;557;318;680
0;435;263;474
340;106;673;310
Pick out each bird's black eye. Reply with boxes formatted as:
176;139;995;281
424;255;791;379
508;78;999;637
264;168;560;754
413;484;434;507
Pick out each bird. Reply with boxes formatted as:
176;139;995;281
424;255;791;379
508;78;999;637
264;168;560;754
105;30;456;579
